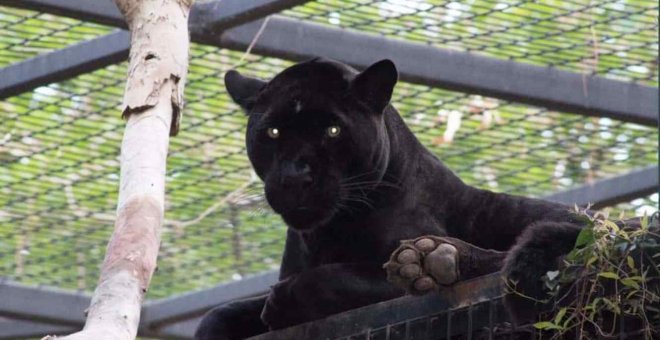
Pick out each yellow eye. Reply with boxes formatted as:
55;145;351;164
326;126;341;138
267;127;280;139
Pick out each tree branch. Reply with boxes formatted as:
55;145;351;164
43;1;193;339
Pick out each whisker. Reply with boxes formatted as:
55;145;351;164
340;170;380;183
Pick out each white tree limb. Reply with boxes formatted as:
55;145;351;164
43;0;193;339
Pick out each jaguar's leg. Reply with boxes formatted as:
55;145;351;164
501;222;582;324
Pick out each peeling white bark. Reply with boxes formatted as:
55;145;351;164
43;1;192;339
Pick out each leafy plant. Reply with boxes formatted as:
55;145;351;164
533;208;659;339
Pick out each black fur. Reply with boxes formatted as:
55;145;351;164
195;58;586;340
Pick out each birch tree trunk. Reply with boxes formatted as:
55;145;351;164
44;0;192;339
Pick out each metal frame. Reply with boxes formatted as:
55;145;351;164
142;270;277;330
0;319;74;340
2;0;657;126
545;165;659;209
0;280;89;326
218;17;658;126
1;0;126;27
0;0;657;338
0;30;129;99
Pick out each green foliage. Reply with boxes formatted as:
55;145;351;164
533;209;660;339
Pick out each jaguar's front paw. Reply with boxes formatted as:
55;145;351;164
260;293;281;329
261;288;286;329
260;277;301;330
383;236;459;295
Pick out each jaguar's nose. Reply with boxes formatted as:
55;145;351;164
280;160;312;186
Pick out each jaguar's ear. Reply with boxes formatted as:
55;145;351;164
351;59;398;114
224;70;266;113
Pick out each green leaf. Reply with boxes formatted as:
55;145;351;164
598;272;619;279
574;228;594;248
602;298;621;314
533;321;561;330
554;307;567;325
621;278;640;290
641;213;649;230
586;256;598;267
627;256;635;270
603;220;620;233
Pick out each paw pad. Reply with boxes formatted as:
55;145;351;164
399;264;421;278
384;236;459;295
414;238;436;252
397;249;418;263
413;276;435;291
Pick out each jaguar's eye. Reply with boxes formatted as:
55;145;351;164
326;125;341;138
267;127;280;139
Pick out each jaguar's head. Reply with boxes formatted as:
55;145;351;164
224;58;398;230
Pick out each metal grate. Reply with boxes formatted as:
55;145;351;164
283;0;659;86
248;273;653;340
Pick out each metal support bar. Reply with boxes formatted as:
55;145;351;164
545;165;659;208
217;17;658;126
190;0;313;35
1;1;656;125
0;280;90;326
0;30;130;100
0;318;75;340
142;270;277;328
149;317;202;339
1;0;126;27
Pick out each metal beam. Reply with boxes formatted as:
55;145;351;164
0;318;75;340
190;0;313;35
0;280;89;326
217;17;658;126
0;30;129;100
1;0;126;27
545;165;659;208
142;270;277;328
149;317;202;340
